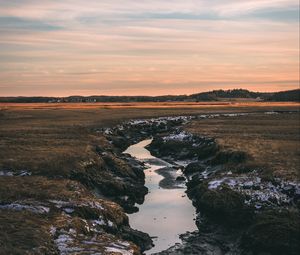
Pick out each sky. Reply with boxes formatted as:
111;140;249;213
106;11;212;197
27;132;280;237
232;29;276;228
0;0;299;96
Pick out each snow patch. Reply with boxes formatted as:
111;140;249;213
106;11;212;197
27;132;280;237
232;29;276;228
207;174;298;209
50;226;56;236
105;242;134;255
163;131;192;142
55;233;84;255
0;170;31;176
0;203;50;214
63;208;74;214
0;170;14;176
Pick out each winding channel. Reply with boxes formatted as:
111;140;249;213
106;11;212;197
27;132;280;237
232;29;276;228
124;139;197;254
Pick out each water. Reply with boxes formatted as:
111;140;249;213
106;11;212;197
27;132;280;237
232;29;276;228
124;139;197;254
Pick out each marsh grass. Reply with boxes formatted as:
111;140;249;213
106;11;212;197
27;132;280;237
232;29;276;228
186;113;300;180
0;102;299;254
0;210;57;255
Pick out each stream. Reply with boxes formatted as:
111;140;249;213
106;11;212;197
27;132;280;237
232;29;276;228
124;139;197;254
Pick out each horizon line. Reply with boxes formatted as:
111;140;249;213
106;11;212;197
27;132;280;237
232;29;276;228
1;88;299;98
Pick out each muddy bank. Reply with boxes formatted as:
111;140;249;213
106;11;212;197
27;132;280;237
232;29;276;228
0;133;151;253
0;176;149;254
0;146;153;253
0;115;193;254
100;111;299;254
146;116;300;255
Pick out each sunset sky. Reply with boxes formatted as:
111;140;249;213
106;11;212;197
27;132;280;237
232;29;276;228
0;0;299;96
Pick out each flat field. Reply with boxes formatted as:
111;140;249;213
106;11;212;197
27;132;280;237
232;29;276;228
0;102;299;176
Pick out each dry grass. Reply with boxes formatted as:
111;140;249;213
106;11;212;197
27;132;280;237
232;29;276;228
0;176;91;203
1;101;299;110
186;113;300;180
0;102;299;254
0;210;57;255
0;102;299;177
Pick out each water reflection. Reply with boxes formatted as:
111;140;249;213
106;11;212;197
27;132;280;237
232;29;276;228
124;139;196;254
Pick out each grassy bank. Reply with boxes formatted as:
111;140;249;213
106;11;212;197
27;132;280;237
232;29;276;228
185;112;300;180
1;102;299;174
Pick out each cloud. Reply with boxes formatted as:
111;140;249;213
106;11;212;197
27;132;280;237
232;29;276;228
0;0;299;96
0;1;298;21
0;16;62;31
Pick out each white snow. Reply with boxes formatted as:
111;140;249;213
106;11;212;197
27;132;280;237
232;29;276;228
49;200;70;208
92;219;106;226
163;131;192;142
49;200;104;212
208;178;237;189
105;242;134;255
50;226;57;236
0;203;50;214
63;208;74;214
107;220;114;227
0;170;31;176
18;170;31;176
207;174;296;208
208;179;224;189
55;233;84;255
264;111;279;115
0;170;14;176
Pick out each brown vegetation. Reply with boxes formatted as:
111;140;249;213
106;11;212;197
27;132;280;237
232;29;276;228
186;112;300;180
0;102;299;254
1;102;298;175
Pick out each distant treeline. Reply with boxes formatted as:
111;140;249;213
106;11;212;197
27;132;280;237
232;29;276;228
0;89;299;103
